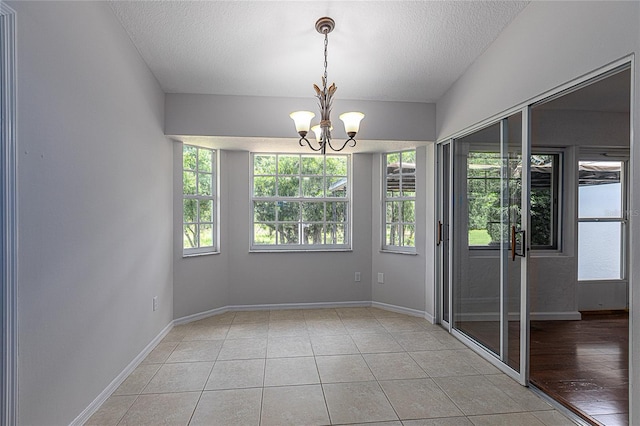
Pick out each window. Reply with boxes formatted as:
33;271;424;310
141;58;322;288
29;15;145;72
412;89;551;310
578;160;625;280
467;151;560;249
252;153;350;250
182;145;216;255
383;150;416;251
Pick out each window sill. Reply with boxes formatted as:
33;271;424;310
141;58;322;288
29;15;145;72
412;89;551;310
380;248;417;256
249;248;353;253
182;251;220;258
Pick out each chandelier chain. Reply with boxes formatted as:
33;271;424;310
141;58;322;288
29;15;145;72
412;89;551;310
323;31;329;93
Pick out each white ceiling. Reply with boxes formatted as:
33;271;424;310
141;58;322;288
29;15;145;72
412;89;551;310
109;1;529;103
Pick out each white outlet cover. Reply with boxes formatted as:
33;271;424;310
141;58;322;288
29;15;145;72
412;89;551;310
377;273;384;283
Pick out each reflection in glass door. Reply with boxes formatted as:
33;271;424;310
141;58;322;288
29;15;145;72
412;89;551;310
449;112;527;378
437;142;452;329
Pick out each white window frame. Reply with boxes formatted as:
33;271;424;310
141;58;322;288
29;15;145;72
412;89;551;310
182;145;217;256
250;153;351;251
382;150;417;253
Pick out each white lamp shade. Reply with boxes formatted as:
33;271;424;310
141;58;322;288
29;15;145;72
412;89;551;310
290;111;315;133
339;112;365;134
311;125;322;143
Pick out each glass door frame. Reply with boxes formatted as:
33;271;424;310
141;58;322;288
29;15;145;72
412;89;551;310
436;140;453;332
436;107;531;386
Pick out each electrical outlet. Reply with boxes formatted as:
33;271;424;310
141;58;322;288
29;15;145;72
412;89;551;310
377;273;384;283
355;272;361;282
153;296;158;311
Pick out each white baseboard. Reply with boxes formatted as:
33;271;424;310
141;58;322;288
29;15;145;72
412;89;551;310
370;301;430;321
69;322;173;426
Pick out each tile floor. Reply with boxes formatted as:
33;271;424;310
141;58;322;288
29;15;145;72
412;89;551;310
86;308;577;425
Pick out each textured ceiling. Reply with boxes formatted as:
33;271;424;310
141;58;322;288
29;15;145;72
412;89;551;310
109;1;529;103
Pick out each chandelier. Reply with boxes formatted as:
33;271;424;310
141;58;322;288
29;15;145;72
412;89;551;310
290;17;365;154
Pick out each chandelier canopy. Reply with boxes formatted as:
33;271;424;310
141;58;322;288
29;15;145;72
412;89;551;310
290;17;365;154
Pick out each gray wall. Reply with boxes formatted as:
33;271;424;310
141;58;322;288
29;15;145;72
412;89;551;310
370;146;432;315
12;2;173;425
436;1;639;423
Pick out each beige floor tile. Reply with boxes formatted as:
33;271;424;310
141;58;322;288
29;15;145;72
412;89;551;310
264;356;319;386
323;381;398;424
267;319;308;337
363;352;427;380
182;323;229;341
303;308;340;320
409;350;482;377
85;395;137;426
468;412;546;426
161;325;191;343
315;354;375;383
142;362;213;393
351;332;403;353
261;384;330;426
232;310;270;324
226;322;269;339
402;418;473;426
141;342;177;364
113;364;161;396
391;331;449;351
267;335;313;358
344;422;402;426
369;308;406;319
204;359;265;390
118;392;199;425
305;319;348;335
377;317;425;332
190;388;262;426
531;410;578;426
217;338;267;360
165;340;223;363
430;329;466;349
269;309;306;321
342;318;388;334
379;378;464;420
455;349;501;375
191;312;236;326
485;374;553;411
335;307;375;319
433;375;525;416
310;334;359;355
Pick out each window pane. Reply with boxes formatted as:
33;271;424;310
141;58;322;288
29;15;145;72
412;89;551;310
302;156;324;175
278;177;300;197
278;224;299;244
254;176;276;197
325;156;347;176
254;201;276;222
401;175;416;197
198;148;212;172
402;201;415;223
198;173;212;196
199;224;213;247
183;224;198;248
303;223;324;244
579;161;622;218
578;222;622;280
386;224;400;246
302;202;324;222
302;177;324;198
386;201;400;223
254;155;276;175
326;177;347;197
278;201;300;221
183;199;197;223
325;223;345;244
326;202;347;222
278;155;300;175
183;146;197;170
199;199;213;222
386;153;400;169
254;223;276;245
401;150;416;166
403;225;415;247
183;171;197;195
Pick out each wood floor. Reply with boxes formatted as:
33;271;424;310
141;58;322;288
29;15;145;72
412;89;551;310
457;311;629;426
529;312;629;426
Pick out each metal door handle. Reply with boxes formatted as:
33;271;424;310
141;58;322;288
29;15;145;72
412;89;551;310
511;226;526;261
437;221;443;246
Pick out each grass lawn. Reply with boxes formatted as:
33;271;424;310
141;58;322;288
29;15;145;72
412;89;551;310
469;229;492;246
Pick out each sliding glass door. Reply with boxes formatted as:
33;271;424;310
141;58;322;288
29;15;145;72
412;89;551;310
439;111;529;381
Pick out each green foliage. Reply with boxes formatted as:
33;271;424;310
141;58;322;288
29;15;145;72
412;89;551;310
183;145;215;250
